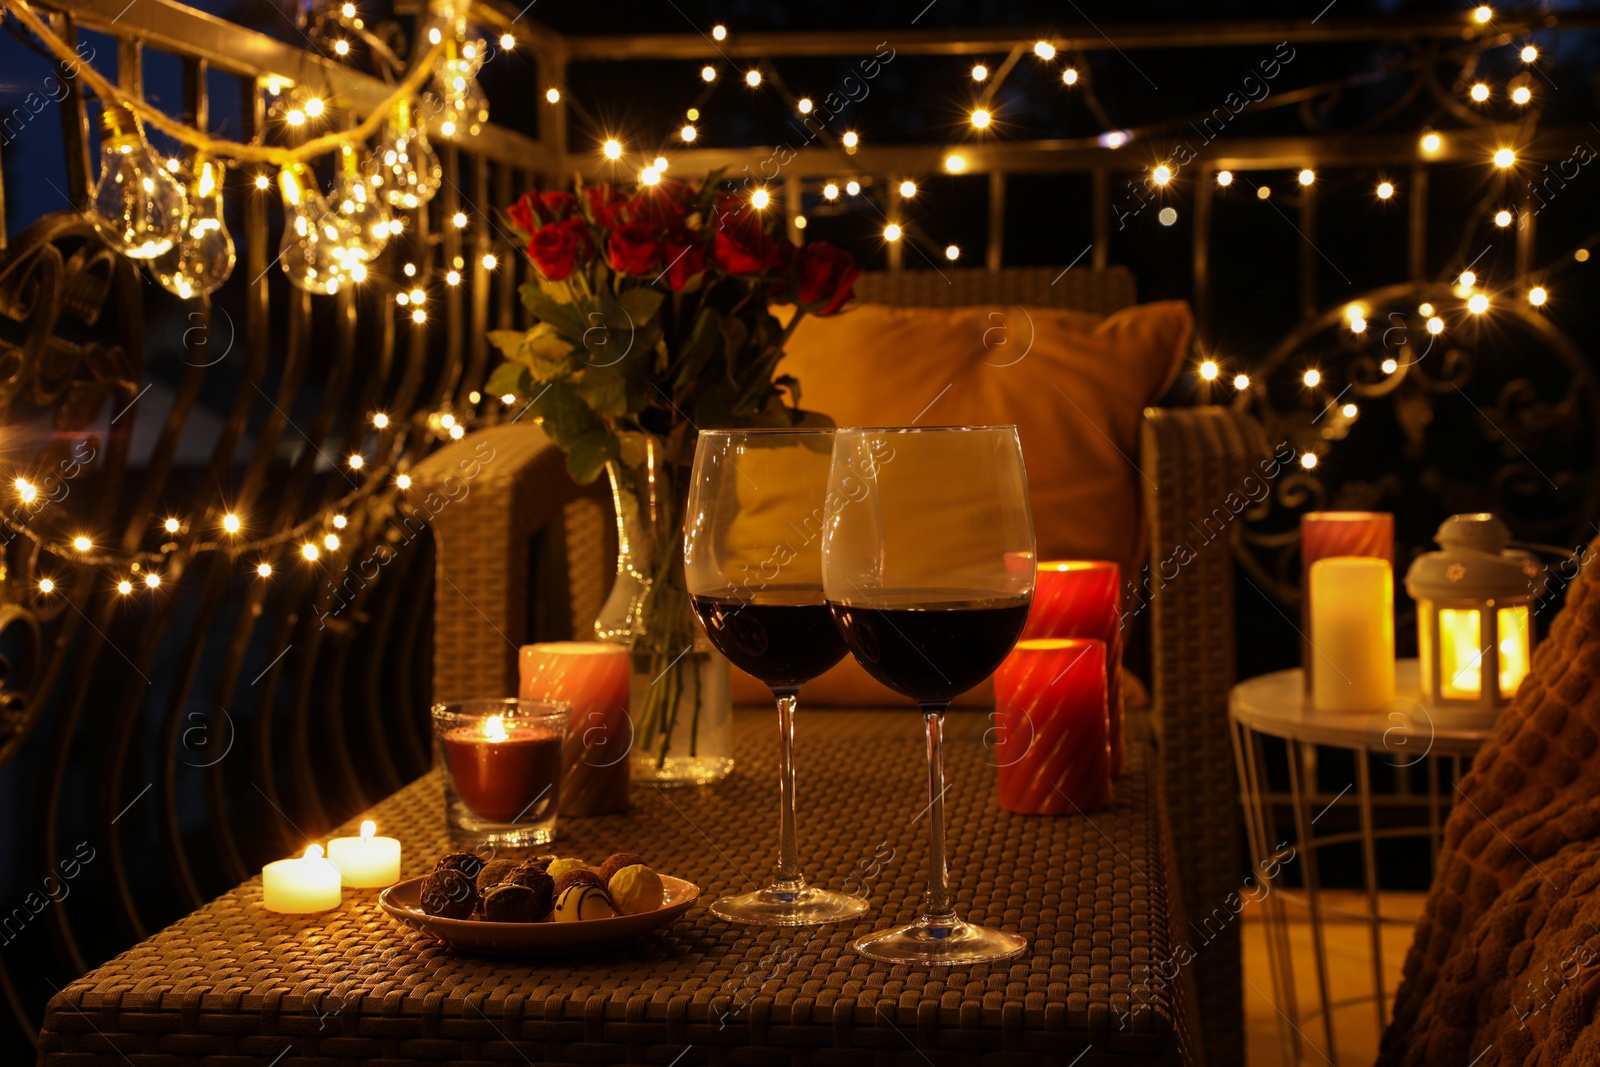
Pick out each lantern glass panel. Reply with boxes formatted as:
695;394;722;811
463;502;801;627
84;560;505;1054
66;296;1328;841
1439;607;1483;699
1497;604;1531;695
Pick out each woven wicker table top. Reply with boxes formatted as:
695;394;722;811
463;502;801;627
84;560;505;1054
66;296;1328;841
39;709;1191;1066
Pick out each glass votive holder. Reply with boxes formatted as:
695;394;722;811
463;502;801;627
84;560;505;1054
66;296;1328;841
433;698;569;849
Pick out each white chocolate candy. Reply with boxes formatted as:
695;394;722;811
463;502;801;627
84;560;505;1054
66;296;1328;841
608;864;664;915
553;883;616;922
546;857;591;880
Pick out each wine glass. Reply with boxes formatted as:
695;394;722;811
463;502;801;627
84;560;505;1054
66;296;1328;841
820;426;1035;965
684;428;871;925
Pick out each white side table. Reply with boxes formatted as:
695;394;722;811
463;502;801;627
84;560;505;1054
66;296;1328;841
1229;660;1493;1067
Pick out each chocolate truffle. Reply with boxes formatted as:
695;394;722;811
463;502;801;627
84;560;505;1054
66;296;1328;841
475;858;518;890
553;869;606;897
553;883;617;922
608;864;664;915
435;851;486;880
546;857;590;879
481;883;545;922
506;864;556;916
598;852;647;882
419;868;478;919
521;854;557;873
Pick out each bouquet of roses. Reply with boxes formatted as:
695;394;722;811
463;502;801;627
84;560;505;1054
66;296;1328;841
486;171;860;483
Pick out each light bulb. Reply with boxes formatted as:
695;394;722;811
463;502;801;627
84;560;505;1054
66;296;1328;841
845;180;860;196
945;245;960;260
1470;83;1489;102
945;154;967;173
1421;132;1442;154
1494;209;1513;227
745;70;761;87
92;104;186;259
899;180;916;198
1512;86;1531;105
1303;369;1321;387
971;109;991;129
823;182;839;200
1529;286;1547;306
257;562;273;578
842;131;859;148
374;100;442;210
1152;165;1172;186
1217;170;1233;186
431;40;490;138
1033;41;1055;59
701;66;716;82
972;64;988;81
545;88;560;103
1233;373;1250;390
153;158;236;298
1382;358;1398;374
332;145;392;269
602;139;622;160
1377;181;1395;199
278;162;358;295
797;98;813;114
883;223;901;241
1063;68;1079;85
750;188;769;209
1521;45;1538;62
1494;147;1516;168
1199;360;1219;380
681;124;697;142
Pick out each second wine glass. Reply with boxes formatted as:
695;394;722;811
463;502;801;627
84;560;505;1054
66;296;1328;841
684;428;871;925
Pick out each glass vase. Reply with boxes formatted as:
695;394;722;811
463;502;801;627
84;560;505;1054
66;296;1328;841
595;433;734;786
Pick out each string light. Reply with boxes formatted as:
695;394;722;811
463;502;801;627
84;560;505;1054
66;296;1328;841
899;180;917;198
332;514;348;529
701;66;716;82
1152;165;1172;186
72;536;91;552
750;188;770;209
546;88;560;103
372;413;390;431
349;454;365;469
653;157;668;171
602;139;622;160
1521;45;1538;62
745;70;761;87
302;543;320;561
1382;358;1398;374
254;173;270;190
396;474;413;491
944;154;967;173
501;393;516;404
117;580;134;595
1494;209;1513;226
396;292;410;306
144;573;160;589
681;124;697;142
1216;170;1233;187
15;479;36;504
1350;316;1367;333
842;131;859;148
1341;403;1358;418
1346;302;1366;322
797;98;813;114
412;308;427;324
1062;68;1078;85
452;211;468;228
257;562;273;578
340;3;355;16
971;64;988;81
482;253;498;270
1298;169;1315;186
446;269;461;285
164;518;181;533
1458;270;1477;287
1426;316;1445;334
1470;83;1489;102
1467;293;1489;314
1199;359;1219;381
823;182;840;200
1303;369;1321;387
845;181;860;196
712;24;727;40
500;33;515;50
285;107;306;127
1512;86;1532;105
1529;286;1548;306
883;223;902;241
449;424;465;440
687;108;699;121
324;533;341;551
305;97;325;118
945;245;960;261
1033;41;1056;59
1473;6;1492;23
222;513;241;534
1421;132;1442;154
38;579;53;594
970;109;991;129
641;166;662;185
1494;148;1516;168
1377;181;1395;199
440;415;455;429
409;287;426;304
1300;453;1319;470
403;262;417;277
1257;186;1271;200
1233;373;1250;390
794;216;807;229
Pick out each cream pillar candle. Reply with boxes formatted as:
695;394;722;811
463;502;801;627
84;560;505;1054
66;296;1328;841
1309;556;1396;712
327;820;402;888
262;844;342;913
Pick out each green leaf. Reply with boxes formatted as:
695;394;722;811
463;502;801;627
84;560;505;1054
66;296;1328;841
616;286;665;328
573;364;629;417
527;380;618;484
519;282;584;336
672;307;723;389
484;361;532;399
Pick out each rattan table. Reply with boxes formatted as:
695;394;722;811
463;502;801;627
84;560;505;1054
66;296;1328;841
39;710;1195;1066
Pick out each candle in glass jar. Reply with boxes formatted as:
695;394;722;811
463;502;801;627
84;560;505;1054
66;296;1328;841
1309;557;1396;712
327;820;402;888
520;641;631;815
441;713;564;823
993;638;1112;814
262;844;342;913
1022;561;1123;776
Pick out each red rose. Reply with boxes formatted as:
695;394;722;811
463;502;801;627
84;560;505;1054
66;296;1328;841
711;195;779;274
530;218;592;281
630;182;691;228
508;192;537;234
660;232;706;291
795;241;860;315
586;186;629;228
510;191;576;233
538;191;576;222
606;221;661;276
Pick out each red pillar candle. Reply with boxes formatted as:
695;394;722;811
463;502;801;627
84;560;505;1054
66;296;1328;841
1300;512;1394;691
440;715;564;823
994;638;1112;814
1022;561;1124;776
520;642;632;815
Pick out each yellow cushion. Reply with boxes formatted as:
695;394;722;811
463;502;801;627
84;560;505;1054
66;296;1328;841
730;298;1191;707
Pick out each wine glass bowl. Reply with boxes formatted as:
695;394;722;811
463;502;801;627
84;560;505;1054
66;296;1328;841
684;428;870;926
821;426;1035;965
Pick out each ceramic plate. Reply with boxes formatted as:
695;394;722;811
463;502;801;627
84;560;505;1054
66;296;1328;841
378;875;700;954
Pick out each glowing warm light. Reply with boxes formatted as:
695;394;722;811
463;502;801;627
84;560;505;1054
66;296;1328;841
285;108;306;127
469;391;480;404
117;580;133;595
1377;181;1395;199
412;308;427;324
1152;165;1172;186
403;263;417;277
1198;360;1219;381
1341;403;1358;418
449;424;465;440
14;478;36;504
1473;6;1492;23
302;543;320;561
324;533;341;551
712;24;727;40
883;223;902;242
72;536;91;552
687;107;700;120
945;245;960;261
1217;170;1233;187
640;166;661;185
794;216;807;229
223;513;241;534
1521;45;1538;62
1426;316;1445;334
482;253;498;270
304;97;325;118
395;292;410;307
970;108;991;129
842;131;859;148
501;394;516;404
334;39;350;56
1382;358;1398;374
164;518;181;533
545;88;560;103
1233;373;1251;390
441;414;456;430
1420;302;1435;316
500;33;515;49
1300;453;1319;470
451;211;468;228
797;98;812;114
255;173;270;190
484;714;509;742
745;70;761;87
899;180;917;198
971;64;988;81
257;562;273;577
348;263;367;283
1470;83;1489;102
1345;303;1366;322
1421;132;1442;154
1468;293;1490;314
600;139;624;160
1034;41;1056;59
1350;316;1367;333
681;124;697;142
1577;249;1590;262
1529;286;1548;306
446;270;461;285
38;579;53;594
1298;169;1315;186
1303;369;1322;388
341;2;355;15
348;454;366;471
653;157;668;171
750;188;770;209
1512;86;1531;105
1257;186;1271;200
396;474;412;490
1102;131;1126;149
1062;68;1079;85
332;514;348;529
144;573;160;589
944;154;967;173
409;288;426;304
823;182;840;199
1494;148;1516;168
845;181;860;196
1494;209;1513;227
1458;270;1477;287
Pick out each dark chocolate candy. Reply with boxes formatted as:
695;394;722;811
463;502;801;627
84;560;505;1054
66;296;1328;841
481;883;545;922
475;858;518;890
507;864;556;916
553;869;607;898
419;868;478;919
435;851;486;880
598;852;647;883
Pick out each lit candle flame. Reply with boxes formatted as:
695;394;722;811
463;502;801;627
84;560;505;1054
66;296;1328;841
303;844;324;862
484;714;509;742
360;819;376;842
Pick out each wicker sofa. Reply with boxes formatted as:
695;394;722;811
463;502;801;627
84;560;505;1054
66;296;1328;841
414;266;1270;1067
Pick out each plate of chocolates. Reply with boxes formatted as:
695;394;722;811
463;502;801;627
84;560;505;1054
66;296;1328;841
378;850;699;954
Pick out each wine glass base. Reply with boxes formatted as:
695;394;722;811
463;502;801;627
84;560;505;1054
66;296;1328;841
710;885;871;926
852;915;1027;966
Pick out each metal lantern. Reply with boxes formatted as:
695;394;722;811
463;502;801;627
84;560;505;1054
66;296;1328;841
1404;513;1542;718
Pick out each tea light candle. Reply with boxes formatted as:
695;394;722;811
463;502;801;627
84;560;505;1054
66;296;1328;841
1022;561;1124;776
520;642;631;816
327;820;402;888
1309;557;1396;712
441;712;564;823
262;844;342;913
993;638;1112;814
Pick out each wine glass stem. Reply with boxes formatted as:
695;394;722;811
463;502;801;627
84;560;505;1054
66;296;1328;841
773;689;803;889
921;705;954;920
